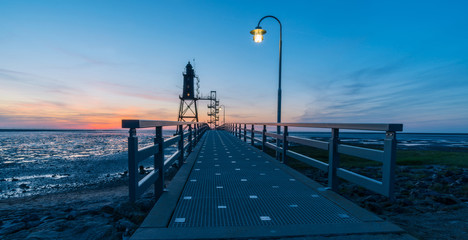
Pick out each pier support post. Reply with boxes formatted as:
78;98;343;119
194;124;198;146
235;124;238;137
155;126;164;200
262;125;267;152
244;124;247;142
178;125;184;167
128;128;138;203
328;128;340;192
282;126;288;164
188;124;193;154
383;131;397;200
251;125;254;146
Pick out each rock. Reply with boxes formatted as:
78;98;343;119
387;205;406;214
135;198;154;212
26;230;61;239
130;211;146;224
0;221;26;235
397;199;413;207
101;205;114;214
432;194;461;205
116;219;137;232
444;170;455;177
66;211;78;220
26;220;41;229
114;202;141;220
365;202;383;214
19;183;29;189
81;224;114;240
21;214;40;222
11;178;19;181
415;181;428;188
139;166;146;174
40;215;52;222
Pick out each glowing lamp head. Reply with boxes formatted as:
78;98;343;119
250;27;266;43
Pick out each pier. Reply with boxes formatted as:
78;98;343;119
122;120;411;239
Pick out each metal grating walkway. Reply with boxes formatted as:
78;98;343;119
131;130;405;239
170;131;360;227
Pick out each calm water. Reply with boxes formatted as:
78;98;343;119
0;130;467;199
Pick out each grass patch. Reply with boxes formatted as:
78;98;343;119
396;150;468;167
257;145;468;168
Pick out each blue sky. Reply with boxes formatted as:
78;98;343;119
0;0;467;132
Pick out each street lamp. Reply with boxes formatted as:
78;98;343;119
251;15;283;160
219;105;226;125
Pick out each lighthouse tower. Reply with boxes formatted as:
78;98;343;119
177;62;199;123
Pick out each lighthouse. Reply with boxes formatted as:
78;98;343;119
182;62;195;99
177;62;199;124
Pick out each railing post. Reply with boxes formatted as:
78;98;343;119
243;124;247;142
239;124;242;139
262;125;267;152
328;128;340;192
128;128;138;203
251;124;254;146
188;124;193;154
178;125;184;167
383;131;397;200
282;126;288;164
155;126;164;200
276;125;281;162
194;124;198;146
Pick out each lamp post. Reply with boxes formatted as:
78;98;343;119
251;15;282;161
220;105;226;125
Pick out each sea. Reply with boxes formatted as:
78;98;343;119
1;129;467;199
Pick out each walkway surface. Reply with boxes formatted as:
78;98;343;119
131;130;411;239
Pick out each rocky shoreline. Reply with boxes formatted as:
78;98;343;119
0;165;467;240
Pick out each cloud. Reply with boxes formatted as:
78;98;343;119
0;67;80;95
92;81;177;103
296;60;468;132
54;47;117;66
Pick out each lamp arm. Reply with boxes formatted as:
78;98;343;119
257;15;282;40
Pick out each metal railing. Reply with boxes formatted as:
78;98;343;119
122;120;209;202
226;122;403;199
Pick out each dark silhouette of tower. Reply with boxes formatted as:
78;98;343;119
178;62;199;123
177;61;220;129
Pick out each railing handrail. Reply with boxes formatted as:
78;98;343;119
227;122;403;132
225;122;401;199
123;119;209;202
122;119;204;128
